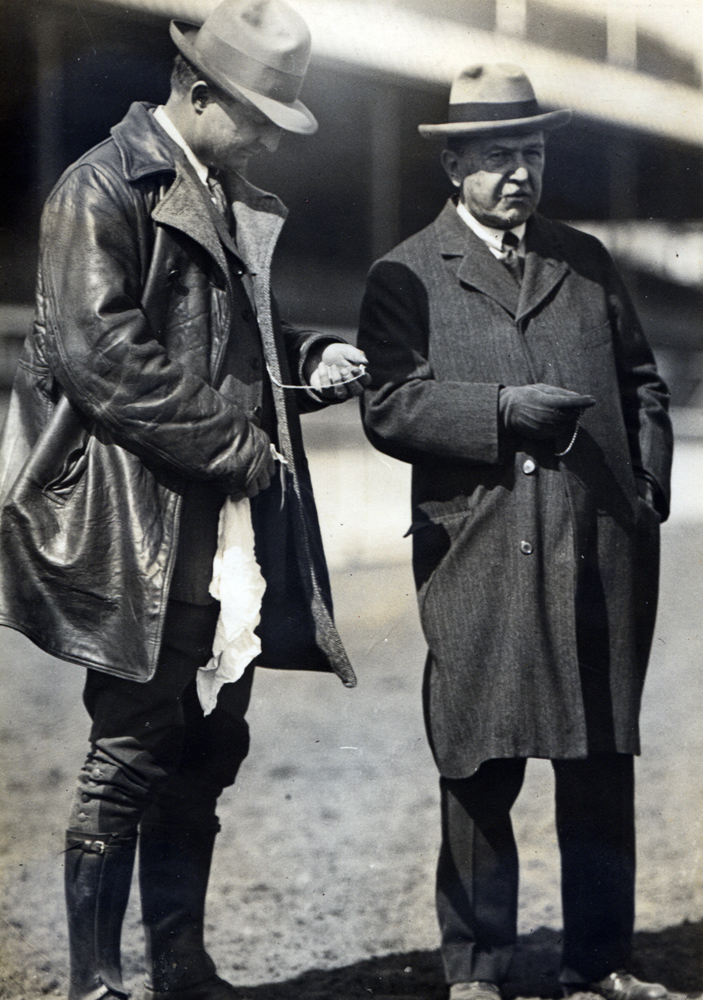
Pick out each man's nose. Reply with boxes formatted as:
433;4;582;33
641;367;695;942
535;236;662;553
509;162;530;182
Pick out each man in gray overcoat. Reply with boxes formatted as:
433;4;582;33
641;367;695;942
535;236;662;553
0;2;368;999
358;64;674;1000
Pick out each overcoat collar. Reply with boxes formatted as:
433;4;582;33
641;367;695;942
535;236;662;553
436;199;570;321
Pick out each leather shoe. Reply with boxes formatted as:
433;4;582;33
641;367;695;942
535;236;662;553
563;973;669;1000
593;973;668;1000
449;982;502;1000
143;975;246;1000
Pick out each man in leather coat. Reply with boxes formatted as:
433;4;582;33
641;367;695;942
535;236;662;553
0;2;367;999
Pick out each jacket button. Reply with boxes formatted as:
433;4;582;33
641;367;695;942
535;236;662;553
522;458;537;475
241;307;252;321
253;406;262;419
520;540;533;555
250;357;261;371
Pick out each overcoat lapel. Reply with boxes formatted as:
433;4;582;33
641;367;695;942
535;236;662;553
230;186;292;453
437;202;520;315
517;215;570;323
435;202;571;322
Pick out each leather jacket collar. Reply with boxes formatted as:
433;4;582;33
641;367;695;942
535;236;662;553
109;102;287;223
110;101;179;182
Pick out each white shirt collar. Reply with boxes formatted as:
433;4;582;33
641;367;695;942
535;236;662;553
456;200;526;258
153;105;210;187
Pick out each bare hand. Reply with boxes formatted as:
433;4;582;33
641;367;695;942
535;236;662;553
309;343;371;400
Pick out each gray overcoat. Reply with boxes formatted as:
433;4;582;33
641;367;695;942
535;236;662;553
359;201;673;778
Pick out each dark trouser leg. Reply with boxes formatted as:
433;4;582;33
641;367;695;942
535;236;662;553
65;602;220;1000
139;666;254;993
554;754;635;986
437;758;527;985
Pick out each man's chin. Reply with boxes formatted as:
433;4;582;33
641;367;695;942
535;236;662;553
474;205;535;229
499;203;535;226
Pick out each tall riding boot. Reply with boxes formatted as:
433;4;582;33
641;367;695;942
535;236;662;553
65;738;168;1000
65;831;138;1000
139;815;231;999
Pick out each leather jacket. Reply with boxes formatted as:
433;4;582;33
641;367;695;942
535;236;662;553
0;102;355;688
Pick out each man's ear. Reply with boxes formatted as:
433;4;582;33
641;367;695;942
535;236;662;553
190;81;212;115
441;148;462;188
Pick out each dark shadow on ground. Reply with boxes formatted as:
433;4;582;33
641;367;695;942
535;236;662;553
235;922;703;1000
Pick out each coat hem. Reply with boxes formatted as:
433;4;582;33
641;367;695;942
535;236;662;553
434;746;642;780
0;615;158;682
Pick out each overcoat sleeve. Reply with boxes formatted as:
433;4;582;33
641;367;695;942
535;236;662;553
358;258;501;466
39;163;268;495
602;245;673;520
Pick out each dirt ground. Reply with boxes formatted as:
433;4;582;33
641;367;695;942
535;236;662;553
1;522;702;1000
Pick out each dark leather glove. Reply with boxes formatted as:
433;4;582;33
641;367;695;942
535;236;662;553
218;374;276;499
242;428;276;499
500;383;595;440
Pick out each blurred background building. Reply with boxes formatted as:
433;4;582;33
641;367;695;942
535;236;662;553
0;0;701;562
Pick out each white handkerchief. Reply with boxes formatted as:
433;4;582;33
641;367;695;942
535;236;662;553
196;497;267;716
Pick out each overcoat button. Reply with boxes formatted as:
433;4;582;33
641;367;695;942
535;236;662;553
523;458;537;475
520;540;533;555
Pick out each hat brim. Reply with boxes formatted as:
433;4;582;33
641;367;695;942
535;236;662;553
418;108;572;138
170;21;318;135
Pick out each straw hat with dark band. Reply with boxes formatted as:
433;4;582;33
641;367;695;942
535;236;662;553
170;0;317;135
419;63;571;138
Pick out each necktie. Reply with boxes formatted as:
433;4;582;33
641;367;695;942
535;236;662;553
207;172;232;228
500;230;524;283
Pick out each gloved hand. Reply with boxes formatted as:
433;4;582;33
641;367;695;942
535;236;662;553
242;429;277;498
218;375;276;500
499;383;595;440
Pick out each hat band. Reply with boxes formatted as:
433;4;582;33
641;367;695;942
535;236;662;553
448;99;540;123
195;25;303;104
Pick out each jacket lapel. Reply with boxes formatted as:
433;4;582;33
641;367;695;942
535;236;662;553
435;202;571;323
437;202;521;316
152;164;230;281
517;215;570;323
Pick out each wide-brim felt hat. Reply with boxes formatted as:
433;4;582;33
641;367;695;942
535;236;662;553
170;0;317;135
419;63;571;138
